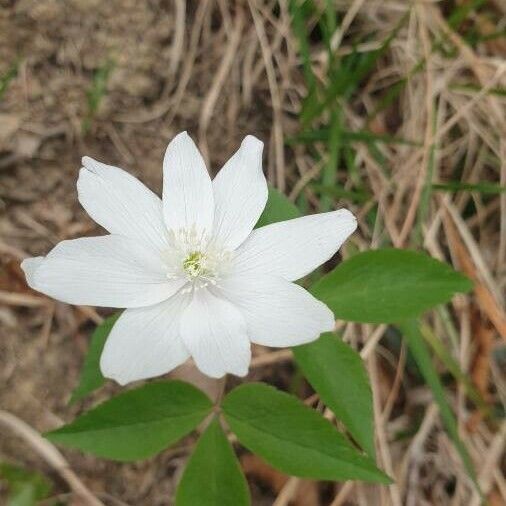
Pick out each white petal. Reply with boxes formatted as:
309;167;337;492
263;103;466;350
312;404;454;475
100;296;190;385
212;136;267;250
180;290;250;378
232;209;357;281
25;235;185;308
20;256;44;287
220;274;335;347
162;132;214;235
78;157;168;253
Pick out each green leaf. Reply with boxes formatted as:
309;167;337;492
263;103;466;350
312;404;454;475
311;249;472;324
293;333;375;457
0;462;51;506
256;187;375;459
176;418;250;506
397;320;481;495
256;185;300;228
222;383;390;483
46;381;213;461
70;313;120;403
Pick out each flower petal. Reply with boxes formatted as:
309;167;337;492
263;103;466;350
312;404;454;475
180;290;250;378
212;135;267;250
22;235;185;308
21;256;44;287
78;157;168;253
162;132;214;235
100;296;190;385
232;209;357;281
220;274;335;347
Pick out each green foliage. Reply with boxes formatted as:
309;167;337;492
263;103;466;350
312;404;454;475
63;170;477;494
0;462;52;506
397;321;481;494
293;333;374;457
222;383;390;483
176;418;250;506
431;181;506;194
321;107;341;211
256;185;301;227
447;0;485;30
287;128;420;147
82;58;115;133
46;381;213;461
449;83;506;98
70;313;120;403
287;6;413;213
0;61;19;100
311;249;472;323
249;187;474;477
12;0;498;498
310;183;370;204
420;323;491;416
303;13;408;123
288;0;317;110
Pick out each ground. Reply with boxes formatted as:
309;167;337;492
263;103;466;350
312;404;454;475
0;1;505;505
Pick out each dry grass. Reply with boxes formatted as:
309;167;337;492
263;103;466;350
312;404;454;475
0;1;505;505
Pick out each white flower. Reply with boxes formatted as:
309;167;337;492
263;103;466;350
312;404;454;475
22;132;357;383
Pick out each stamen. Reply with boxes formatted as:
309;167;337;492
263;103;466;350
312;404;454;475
183;251;207;278
163;224;233;291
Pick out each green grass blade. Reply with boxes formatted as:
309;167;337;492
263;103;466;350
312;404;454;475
447;0;485;30
397;320;481;496
82;58;115;133
0;61;19;100
306;12;408;122
419;323;492;418
432;182;506;194
287;128;420;146
310;183;370;204
289;0;320;125
450;83;506;97
320;107;342;211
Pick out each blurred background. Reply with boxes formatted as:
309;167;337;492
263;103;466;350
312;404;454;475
0;0;505;504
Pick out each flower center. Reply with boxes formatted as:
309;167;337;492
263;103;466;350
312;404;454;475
182;251;207;278
164;226;232;291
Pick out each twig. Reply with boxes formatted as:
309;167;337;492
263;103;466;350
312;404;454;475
272;476;300;506
469;422;506;506
367;352;402;506
0;410;104;506
248;0;285;191
250;349;292;368
330;482;355;506
170;0;186;76
443;201;506;341
198;10;244;162
0;290;50;307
